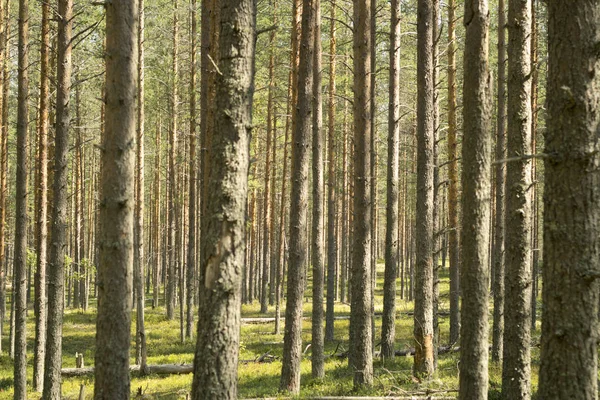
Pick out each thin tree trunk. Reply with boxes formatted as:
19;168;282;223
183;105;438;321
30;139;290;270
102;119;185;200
166;0;179;320
381;0;400;361
94;0;137;396
491;0;506;363
413;0;435;377
458;0;492;397
502;0;532;397
186;0;197;341
311;0;324;378
13;0;30;395
350;0;373;387
324;0;337;343
280;0;314;389
43;0;72;393
446;0;460;345
153;123;162;309
538;4;600;398
33;0;50;389
0;0;8;356
135;0;148;373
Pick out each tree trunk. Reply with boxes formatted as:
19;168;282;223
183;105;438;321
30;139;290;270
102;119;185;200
43;0;72;395
538;1;600;398
190;0;254;394
446;0;460;345
350;0;373;387
502;0;532;397
413;0;435;377
13;0;29;395
311;0;324;378
0;0;8;356
280;0;314;390
135;0;148;372
381;0;400;361
33;0;50;390
94;0;137;396
324;0;337;343
186;0;198;341
458;0;492;398
491;0;506;363
166;0;179;320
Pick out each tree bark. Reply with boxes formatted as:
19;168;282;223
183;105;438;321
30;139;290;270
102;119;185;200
350;0;373;387
14;0;29;395
413;0;435;377
34;0;50;390
311;0;324;378
324;0;337;343
458;0;492;398
491;0;506;363
94;0;137;397
0;0;7;356
538;1;600;399
446;0;460;345
43;0;72;396
135;0;148;372
381;0;400;361
280;0;314;390
190;0;254;394
502;0;532;397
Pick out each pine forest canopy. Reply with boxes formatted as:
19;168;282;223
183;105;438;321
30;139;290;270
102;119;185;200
0;0;597;398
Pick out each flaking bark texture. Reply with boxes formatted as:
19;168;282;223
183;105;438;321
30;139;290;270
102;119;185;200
413;0;435;378
43;0;72;396
190;0;255;395
458;0;492;398
14;0;29;396
280;0;314;391
350;0;373;387
502;0;532;397
538;1;600;399
381;0;401;361
94;0;137;397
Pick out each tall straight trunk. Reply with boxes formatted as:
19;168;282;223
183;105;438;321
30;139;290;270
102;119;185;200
311;0;324;378
33;0;50;390
74;83;82;309
491;0;506;363
167;0;179;320
94;0;137;396
446;0;459;345
43;0;72;394
186;0;197;341
369;0;377;354
458;0;492;398
324;0;337;343
431;0;440;367
153;124;162;308
529;0;538;331
381;0;400;361
190;0;254;393
260;2;276;312
280;0;314;390
340;91;348;303
350;0;373;387
0;0;7;355
14;0;29;395
135;0;148;372
413;0;435;377
539;2;600;398
502;0;532;398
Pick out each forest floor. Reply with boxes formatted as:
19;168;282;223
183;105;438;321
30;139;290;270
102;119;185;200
0;265;541;399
